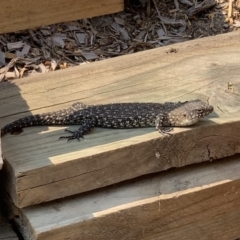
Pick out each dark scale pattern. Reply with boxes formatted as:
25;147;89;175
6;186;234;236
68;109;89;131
1;100;214;141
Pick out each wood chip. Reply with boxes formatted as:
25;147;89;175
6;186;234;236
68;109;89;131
5;71;16;79
76;33;86;44
41;29;51;36
114;17;125;25
7;41;24;50
51;59;58;71
52;36;65;48
38;63;48;73
81;51;98;60
0;51;5;67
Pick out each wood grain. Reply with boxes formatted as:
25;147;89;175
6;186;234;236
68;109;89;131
0;0;123;34
1;31;240;207
10;156;240;240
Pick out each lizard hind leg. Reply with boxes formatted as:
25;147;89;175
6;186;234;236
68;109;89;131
59;118;95;142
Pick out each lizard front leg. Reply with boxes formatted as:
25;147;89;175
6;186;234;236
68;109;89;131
59;118;95;141
155;113;173;134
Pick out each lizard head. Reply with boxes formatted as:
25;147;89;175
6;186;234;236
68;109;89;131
163;100;214;127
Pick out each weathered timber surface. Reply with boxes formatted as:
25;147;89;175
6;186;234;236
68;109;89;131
0;0;123;34
1;31;240;207
9;155;240;240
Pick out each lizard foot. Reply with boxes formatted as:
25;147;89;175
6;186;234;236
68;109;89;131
155;113;173;135
59;119;95;142
59;129;84;142
157;126;173;134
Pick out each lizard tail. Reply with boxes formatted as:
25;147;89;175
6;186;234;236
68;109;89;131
1;111;73;136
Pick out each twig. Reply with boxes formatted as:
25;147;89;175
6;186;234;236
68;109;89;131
0;58;18;82
146;0;151;16
186;0;216;17
152;0;167;34
174;0;180;11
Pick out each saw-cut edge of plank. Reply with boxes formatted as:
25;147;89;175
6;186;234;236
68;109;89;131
7;155;240;240
0;0;124;34
1;31;240;208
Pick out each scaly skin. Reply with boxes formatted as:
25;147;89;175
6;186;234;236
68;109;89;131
1;100;213;141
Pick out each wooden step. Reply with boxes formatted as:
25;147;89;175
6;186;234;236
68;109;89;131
0;32;240;207
7;155;240;240
0;0;124;34
1;31;240;208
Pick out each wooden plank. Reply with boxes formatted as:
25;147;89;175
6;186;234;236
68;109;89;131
1;31;240;208
8;155;240;240
0;0;124;34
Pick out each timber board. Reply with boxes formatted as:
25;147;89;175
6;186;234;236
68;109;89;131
1;31;240;207
9;155;240;240
0;0;123;34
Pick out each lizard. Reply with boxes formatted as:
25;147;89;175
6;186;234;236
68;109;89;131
1;100;213;141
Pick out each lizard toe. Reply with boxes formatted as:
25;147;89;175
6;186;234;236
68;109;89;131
59;129;84;141
158;126;173;134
